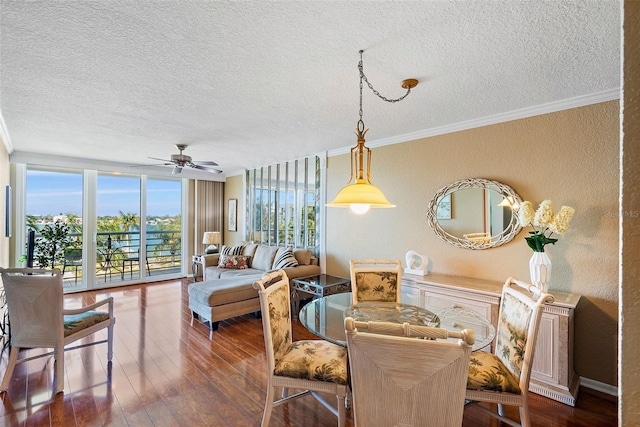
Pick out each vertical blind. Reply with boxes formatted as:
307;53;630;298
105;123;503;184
246;156;320;255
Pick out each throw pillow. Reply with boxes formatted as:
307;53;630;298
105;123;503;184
293;248;312;266
272;247;299;270
218;254;250;269
221;244;244;256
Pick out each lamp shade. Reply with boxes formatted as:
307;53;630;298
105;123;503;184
202;231;222;245
327;179;395;214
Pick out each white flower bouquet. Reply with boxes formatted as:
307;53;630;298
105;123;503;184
518;200;575;252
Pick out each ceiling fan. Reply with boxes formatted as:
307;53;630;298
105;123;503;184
146;144;222;174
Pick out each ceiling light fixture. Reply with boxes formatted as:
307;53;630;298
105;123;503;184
327;50;418;214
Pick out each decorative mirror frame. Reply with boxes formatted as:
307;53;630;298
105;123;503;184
426;178;523;250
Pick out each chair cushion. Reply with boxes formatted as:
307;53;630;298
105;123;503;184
274;340;349;385
495;292;534;380
64;311;110;337
467;350;521;393
354;271;399;302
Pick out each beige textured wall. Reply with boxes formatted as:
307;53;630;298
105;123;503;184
0;138;9;267
621;1;640;423
326;101;619;386
224;174;244;247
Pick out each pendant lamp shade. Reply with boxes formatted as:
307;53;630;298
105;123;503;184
327;50;416;214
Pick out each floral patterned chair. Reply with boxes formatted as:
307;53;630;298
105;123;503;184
465;277;554;427
345;317;475;427
0;268;115;394
349;259;402;306
253;270;348;427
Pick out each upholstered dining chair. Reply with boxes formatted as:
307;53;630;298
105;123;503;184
344;317;475;427
0;268;115;394
349;259;402;306
253;270;348;427
465;277;554;427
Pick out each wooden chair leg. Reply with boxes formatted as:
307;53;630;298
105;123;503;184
0;346;19;392
262;385;275;427
55;347;64;393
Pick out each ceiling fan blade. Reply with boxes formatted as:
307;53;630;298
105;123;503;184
149;156;173;163
193;160;219;166
130;162;172;167
192;164;222;174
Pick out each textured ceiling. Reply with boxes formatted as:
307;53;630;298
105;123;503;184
0;1;621;179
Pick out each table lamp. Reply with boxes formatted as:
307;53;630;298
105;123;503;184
202;231;222;254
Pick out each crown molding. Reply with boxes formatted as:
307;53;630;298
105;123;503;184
328;89;621;156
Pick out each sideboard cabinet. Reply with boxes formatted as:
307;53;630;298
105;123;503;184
402;273;581;406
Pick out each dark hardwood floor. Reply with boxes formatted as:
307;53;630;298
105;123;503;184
0;279;617;426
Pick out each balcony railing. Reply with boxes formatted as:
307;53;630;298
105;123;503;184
34;230;183;286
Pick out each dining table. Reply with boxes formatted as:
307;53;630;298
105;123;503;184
298;292;496;352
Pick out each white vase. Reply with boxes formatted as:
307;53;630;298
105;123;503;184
529;251;552;294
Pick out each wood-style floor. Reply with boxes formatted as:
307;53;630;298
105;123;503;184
0;279;617;426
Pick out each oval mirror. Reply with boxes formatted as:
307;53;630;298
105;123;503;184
426;178;523;250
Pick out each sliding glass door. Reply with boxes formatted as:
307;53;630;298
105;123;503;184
22;166;184;291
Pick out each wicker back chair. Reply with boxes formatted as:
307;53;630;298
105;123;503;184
0;268;115;394
253;270;348;427
349;259;402;306
465;277;554;427
345;317;474;427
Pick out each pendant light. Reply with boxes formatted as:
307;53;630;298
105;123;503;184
327;50;418;214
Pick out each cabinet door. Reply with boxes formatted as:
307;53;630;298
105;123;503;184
400;284;422;307
424;292;492;320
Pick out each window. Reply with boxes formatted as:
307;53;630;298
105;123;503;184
22;166;184;291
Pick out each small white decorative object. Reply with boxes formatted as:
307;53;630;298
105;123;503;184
529;251;552;294
404;250;428;276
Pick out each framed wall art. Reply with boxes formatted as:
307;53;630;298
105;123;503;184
228;199;237;231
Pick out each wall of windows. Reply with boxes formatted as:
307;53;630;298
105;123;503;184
20;166;184;291
246;156;320;255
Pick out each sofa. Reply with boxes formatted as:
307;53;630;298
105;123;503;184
188;243;321;339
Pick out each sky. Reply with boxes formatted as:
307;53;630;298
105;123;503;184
26;170;181;217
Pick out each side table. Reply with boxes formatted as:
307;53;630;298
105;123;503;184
192;255;204;281
291;274;351;320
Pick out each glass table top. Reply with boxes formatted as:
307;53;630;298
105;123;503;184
298;292;495;351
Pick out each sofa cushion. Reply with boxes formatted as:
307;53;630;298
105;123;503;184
188;276;264;307
219;268;264;278
221;244;244;256
273;247;299;270
243;243;259;260
252;245;279;271
293;248;312;266
218;254;250;269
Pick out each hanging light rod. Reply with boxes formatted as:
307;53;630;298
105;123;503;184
327;50;418;214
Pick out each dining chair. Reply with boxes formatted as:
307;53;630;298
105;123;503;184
465;277;554;427
344;317;475;427
349;259;402;306
253;270;348;427
0;268;115;394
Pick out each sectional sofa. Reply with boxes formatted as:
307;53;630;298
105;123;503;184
188;243;320;338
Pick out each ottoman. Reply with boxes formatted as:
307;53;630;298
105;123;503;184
188;275;264;339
